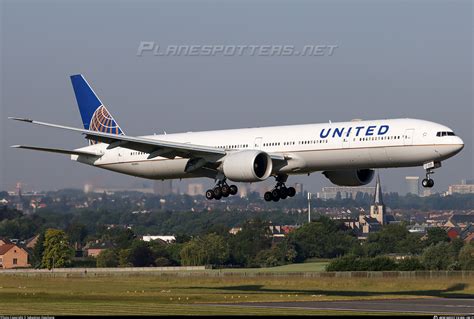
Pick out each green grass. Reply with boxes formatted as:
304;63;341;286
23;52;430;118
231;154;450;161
212;261;329;273
0;272;472;315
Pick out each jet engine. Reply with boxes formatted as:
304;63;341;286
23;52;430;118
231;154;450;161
222;150;273;182
322;169;375;186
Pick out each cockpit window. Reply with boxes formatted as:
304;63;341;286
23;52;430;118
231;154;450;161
436;131;455;137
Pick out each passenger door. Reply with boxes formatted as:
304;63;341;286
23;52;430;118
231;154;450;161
254;137;263;150
404;129;415;146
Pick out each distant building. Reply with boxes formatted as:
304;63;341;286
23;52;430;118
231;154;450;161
83;241;116;257
342;174;394;238
238;185;248;198
370;174;387;225
268;225;298;238
447;227;461;240
142;235;176;243
26;234;40;249
444;214;474;229
405;176;420;196
84;184;93;194
229;225;298;238
187;183;204;196
447;184;474;195
0;244;30;269
154;180;173;196
317;186;374;200
131;210;151;214
93;187;154;195
464;233;474;243
408;223;429;234
294;183;304;197
421;188;432;197
229;227;242;235
444;224;474;243
460;224;474;242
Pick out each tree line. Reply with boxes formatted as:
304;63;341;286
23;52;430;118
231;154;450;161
27;216;474;271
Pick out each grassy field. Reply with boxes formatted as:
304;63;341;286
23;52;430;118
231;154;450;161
213;261;329;273
0;268;473;315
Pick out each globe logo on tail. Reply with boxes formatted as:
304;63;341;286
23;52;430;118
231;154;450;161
89;105;124;144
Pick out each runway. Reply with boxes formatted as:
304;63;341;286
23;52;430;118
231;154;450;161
211;298;474;314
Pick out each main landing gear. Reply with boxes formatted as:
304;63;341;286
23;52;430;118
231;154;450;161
205;180;238;200
421;161;441;188
264;175;296;202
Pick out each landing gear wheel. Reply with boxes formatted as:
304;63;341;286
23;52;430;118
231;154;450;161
221;185;230;197
206;178;239;200
264;192;273;202
271;189;280;199
213;186;222;198
205;189;214;200
422;179;428;188
263;175;296;201
279;187;288;199
422;178;434;188
287;187;296;197
229;185;238;195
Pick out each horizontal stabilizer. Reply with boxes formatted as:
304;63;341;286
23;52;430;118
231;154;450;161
11;145;101;157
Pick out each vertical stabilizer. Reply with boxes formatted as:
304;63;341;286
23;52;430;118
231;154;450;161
70;74;124;144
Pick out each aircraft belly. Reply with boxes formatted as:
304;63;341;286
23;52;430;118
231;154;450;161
285;148;375;172
368;147;389;166
281;144;438;173
385;145;438;166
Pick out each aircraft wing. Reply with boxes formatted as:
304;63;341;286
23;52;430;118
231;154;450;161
9;117;227;160
11;145;102;156
10;117;287;163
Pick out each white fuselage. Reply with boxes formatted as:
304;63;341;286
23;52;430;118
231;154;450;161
73;118;464;181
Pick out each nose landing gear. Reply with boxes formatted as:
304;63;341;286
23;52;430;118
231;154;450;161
421;173;434;188
205;179;238;200
421;161;441;188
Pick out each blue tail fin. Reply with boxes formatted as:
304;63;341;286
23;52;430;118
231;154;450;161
70;75;124;144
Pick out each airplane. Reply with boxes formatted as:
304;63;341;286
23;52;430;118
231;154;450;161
10;74;464;201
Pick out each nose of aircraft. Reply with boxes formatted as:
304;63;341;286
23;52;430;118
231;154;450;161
436;135;464;159
452;136;464;154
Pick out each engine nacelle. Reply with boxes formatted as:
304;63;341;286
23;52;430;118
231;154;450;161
323;169;375;186
222;150;273;182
